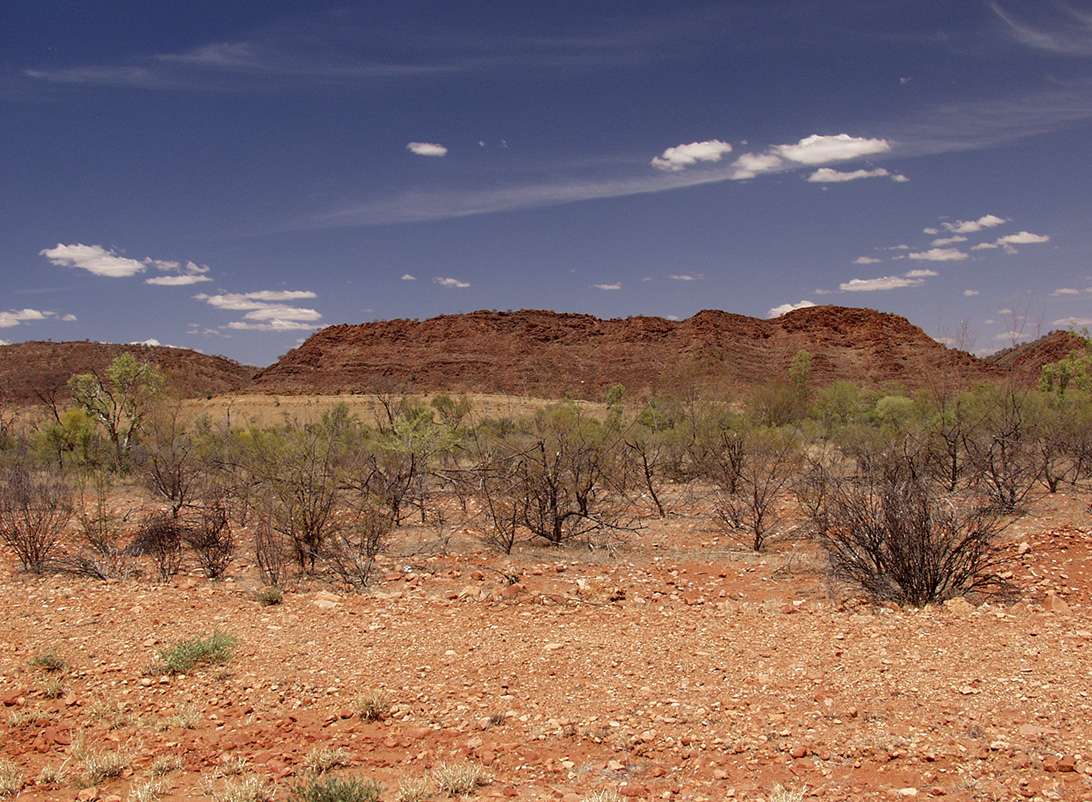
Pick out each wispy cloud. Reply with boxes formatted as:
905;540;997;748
807;167;906;183
434;277;470;288
669;273;703;281
853;256;882;265
593;283;622;291
992;1;1092;56
145;261;212;286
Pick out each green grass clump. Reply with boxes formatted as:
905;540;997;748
158;631;239;674
287;774;383;802
257;586;284;606
29;649;67;673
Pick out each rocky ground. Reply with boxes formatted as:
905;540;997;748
1;487;1091;802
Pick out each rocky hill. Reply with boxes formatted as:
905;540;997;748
0;341;255;405
250;306;1021;400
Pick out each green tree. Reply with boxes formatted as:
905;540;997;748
69;353;165;469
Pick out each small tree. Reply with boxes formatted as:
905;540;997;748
717;426;801;552
69;353;165;469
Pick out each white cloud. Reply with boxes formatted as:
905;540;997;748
434;277;470;288
0;308;50;328
923;228;939;235
145;260;212;286
854;256;882;265
905;269;939;278
131;338;161;346
40;243;147;278
964;289;980;296
594;283;622;291
195;290;322;332
62;314;78;321
1051;288;1081;296
1054;317;1092;327
996;230;1050;245
971;242;999;250
650;140;733;172
407;142;448;157
806;167;897;183
195;290;317;311
241;305;322;322
729;152;783;179
931;235;967;246
839;276;925;292
401;274;416;281
669;274;702;281
891;174;910;182
768;300;816;317
775;134;891;165
908;247;968;261
0;340;9;346
943;214;1007;234
227;320;319;331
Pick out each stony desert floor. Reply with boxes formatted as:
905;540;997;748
1;487;1091;802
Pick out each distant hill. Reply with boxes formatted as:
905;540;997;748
249;306;1045;401
0;341;255;405
984;329;1088;382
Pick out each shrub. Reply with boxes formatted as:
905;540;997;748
130;513;184;581
257;585;284;606
0;464;72;573
158;631;239;674
287;774;383;802
352;691;390;721
810;456;1012;606
184;498;234;579
392;777;432;802
203;774;275;802
29;648;68;673
302;745;351;774
0;759;23;798
431;762;489;797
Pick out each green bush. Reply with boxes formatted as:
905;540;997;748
158;631;239;674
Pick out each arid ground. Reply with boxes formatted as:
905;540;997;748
2;478;1091;802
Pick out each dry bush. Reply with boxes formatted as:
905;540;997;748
810;456;1013;607
183;496;234;579
130;512;184;581
0;464;71;573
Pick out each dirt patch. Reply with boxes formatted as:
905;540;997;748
1;485;1091;801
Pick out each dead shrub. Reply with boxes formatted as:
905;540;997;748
0;464;72;573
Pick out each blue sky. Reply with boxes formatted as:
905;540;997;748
2;1;1091;367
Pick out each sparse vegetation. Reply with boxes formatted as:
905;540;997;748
302;745;352;774
287;774;383;802
158;631;239;674
392;776;433;802
256;585;284;606
203;773;276;802
29;647;68;672
352;690;390;721
0;759;23;798
431;762;489;797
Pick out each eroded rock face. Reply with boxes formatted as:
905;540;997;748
250;306;1009;399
